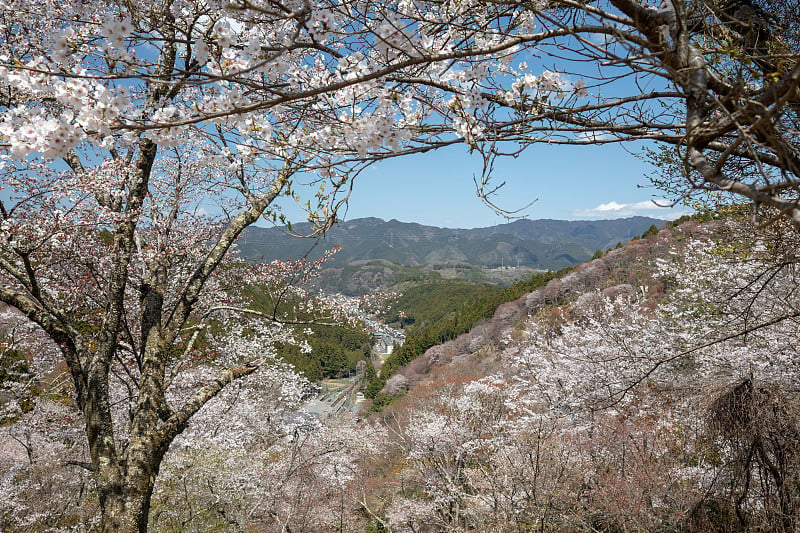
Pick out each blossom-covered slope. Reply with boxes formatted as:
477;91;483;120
363;216;800;532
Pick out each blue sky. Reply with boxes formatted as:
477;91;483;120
277;141;686;229
300;32;688;229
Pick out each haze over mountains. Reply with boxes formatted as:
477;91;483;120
239;216;664;271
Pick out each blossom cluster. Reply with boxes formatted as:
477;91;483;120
0;0;600;165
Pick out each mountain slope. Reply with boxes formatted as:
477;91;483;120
360;216;800;532
238;216;663;270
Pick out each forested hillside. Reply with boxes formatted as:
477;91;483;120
239;217;662;273
305;259;538;296
365;269;566;407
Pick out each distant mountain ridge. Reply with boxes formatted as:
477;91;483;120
239;216;664;271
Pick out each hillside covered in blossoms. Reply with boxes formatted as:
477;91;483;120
333;213;796;532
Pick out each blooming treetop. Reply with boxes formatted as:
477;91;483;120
0;0;589;158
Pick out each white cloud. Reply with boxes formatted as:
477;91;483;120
573;199;686;220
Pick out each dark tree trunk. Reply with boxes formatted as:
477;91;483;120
99;486;152;533
97;454;161;533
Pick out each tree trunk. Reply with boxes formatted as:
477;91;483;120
98;474;157;533
94;436;163;533
100;495;139;533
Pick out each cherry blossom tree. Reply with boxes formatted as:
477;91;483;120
0;0;624;529
381;363;703;531
0;398;97;530
0;0;552;530
151;416;385;531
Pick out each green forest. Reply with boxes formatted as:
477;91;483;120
365;268;567;406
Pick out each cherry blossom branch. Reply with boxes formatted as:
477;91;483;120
608;310;800;408
157;359;264;447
